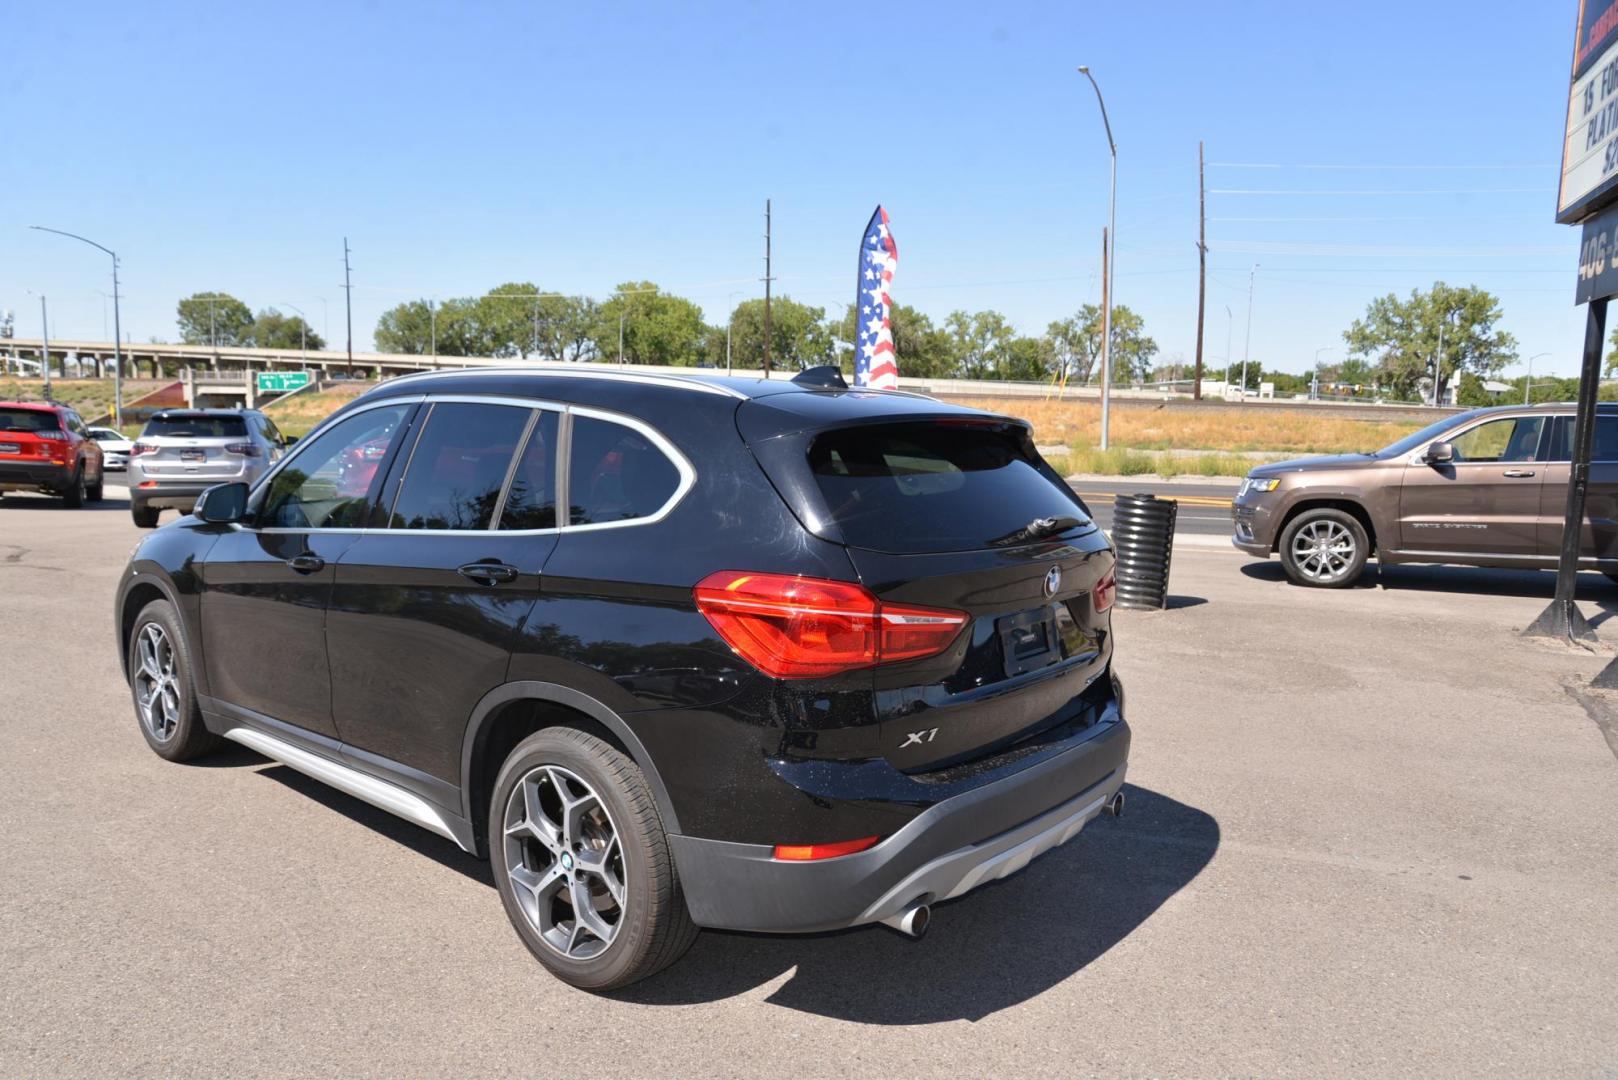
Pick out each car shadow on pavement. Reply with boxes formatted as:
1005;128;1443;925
614;784;1218;1024
1241;559;1618;619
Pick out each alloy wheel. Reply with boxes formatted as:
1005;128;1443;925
1290;519;1356;583
502;764;627;960
133;623;182;742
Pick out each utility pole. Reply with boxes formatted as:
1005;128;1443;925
39;295;51;399
1240;264;1258;401
762;198;775;378
1194;140;1207;401
342;237;354;377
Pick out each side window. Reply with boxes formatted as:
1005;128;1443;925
262;416;285;447
1541;416;1618;462
1448;416;1544;463
567;414;681;525
498;411;561;530
386;402;530;530
260;405;411;529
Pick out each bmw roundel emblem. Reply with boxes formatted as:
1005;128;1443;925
1044;566;1062;598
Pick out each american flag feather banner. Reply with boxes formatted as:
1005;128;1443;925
854;206;899;389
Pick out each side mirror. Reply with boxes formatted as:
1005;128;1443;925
284;435;299;446
1425;441;1454;465
194;482;249;524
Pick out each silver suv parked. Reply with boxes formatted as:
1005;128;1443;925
129;409;288;527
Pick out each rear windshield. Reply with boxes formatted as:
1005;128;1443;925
142;415;248;439
0;407;60;433
807;422;1088;554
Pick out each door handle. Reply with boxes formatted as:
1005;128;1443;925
1503;469;1536;478
457;562;519;586
287;554;326;574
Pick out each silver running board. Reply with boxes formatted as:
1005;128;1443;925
222;727;469;851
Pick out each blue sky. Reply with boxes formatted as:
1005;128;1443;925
0;1;1590;377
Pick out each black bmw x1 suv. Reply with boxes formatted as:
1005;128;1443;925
115;366;1130;989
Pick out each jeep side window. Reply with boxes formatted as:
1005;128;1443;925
1447;417;1544;463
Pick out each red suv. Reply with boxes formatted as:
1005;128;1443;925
0;402;105;507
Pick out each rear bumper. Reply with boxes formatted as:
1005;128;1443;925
669;709;1130;933
0;460;73;492
130;481;215;510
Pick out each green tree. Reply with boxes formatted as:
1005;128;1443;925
722;297;834;372
477;282;543;358
247;308;325;351
1606;324;1618;376
1002;336;1054;381
944;309;1016;379
177;292;253;346
1343;282;1516;402
1044;303;1157;385
593;282;708;366
374;298;482;355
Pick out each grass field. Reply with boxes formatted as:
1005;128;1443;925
0;377;168;428
956;397;1424;457
263;385;370;437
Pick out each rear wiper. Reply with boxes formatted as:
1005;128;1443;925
988;514;1085;547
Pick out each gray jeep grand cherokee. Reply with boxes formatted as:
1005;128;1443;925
1233;402;1618;587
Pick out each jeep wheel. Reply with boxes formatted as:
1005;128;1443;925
131;504;161;528
61;466;85;508
1279;508;1368;588
489;728;698;991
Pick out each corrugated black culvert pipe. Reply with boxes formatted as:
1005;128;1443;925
1111;493;1177;610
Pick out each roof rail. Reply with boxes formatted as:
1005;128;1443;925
384;365;747;400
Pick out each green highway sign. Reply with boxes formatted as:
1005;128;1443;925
257;371;311;393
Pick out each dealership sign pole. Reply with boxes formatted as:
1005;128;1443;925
1526;1;1618;659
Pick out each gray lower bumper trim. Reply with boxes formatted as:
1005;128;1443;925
857;773;1122;925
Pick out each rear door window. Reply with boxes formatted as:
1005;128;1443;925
567;414;681;525
808;422;1087;554
385;402;530;530
1545;415;1618;462
498;411;561;530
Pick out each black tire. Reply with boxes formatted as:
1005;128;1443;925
87;470;104;502
131;504;161;528
489;728;698;991
1278;508;1369;588
127;599;222;761
60;465;85;508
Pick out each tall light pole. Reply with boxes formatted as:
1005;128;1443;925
37;294;51;399
1223;305;1234;392
1239;264;1259;401
342;239;354;377
1313;345;1335;401
1078;66;1117;450
429;299;438;369
29;225;123;426
1525;351;1551;405
725;290;739;375
280;302;310;367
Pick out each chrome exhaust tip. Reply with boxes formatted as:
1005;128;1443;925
882;899;932;939
1105;790;1125;818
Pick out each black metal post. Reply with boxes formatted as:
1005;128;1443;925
1523;296;1606;644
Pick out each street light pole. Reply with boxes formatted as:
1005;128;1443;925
1525;351;1551;405
39;294;52;399
1240;264;1258;401
342;238;354;378
1078;66;1117;450
1224;305;1234;392
28;225;123;426
281;302;310;368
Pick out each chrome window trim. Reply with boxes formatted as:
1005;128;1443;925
563;403;695;532
385;365;747;400
237;392;692;538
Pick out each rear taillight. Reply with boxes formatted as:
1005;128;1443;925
693;571;967;678
34;429;67;441
1093;567;1116;614
772;835;881;861
130;442;157;457
224;442;262;457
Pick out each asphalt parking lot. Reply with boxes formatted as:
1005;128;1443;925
3;482;1617;1078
